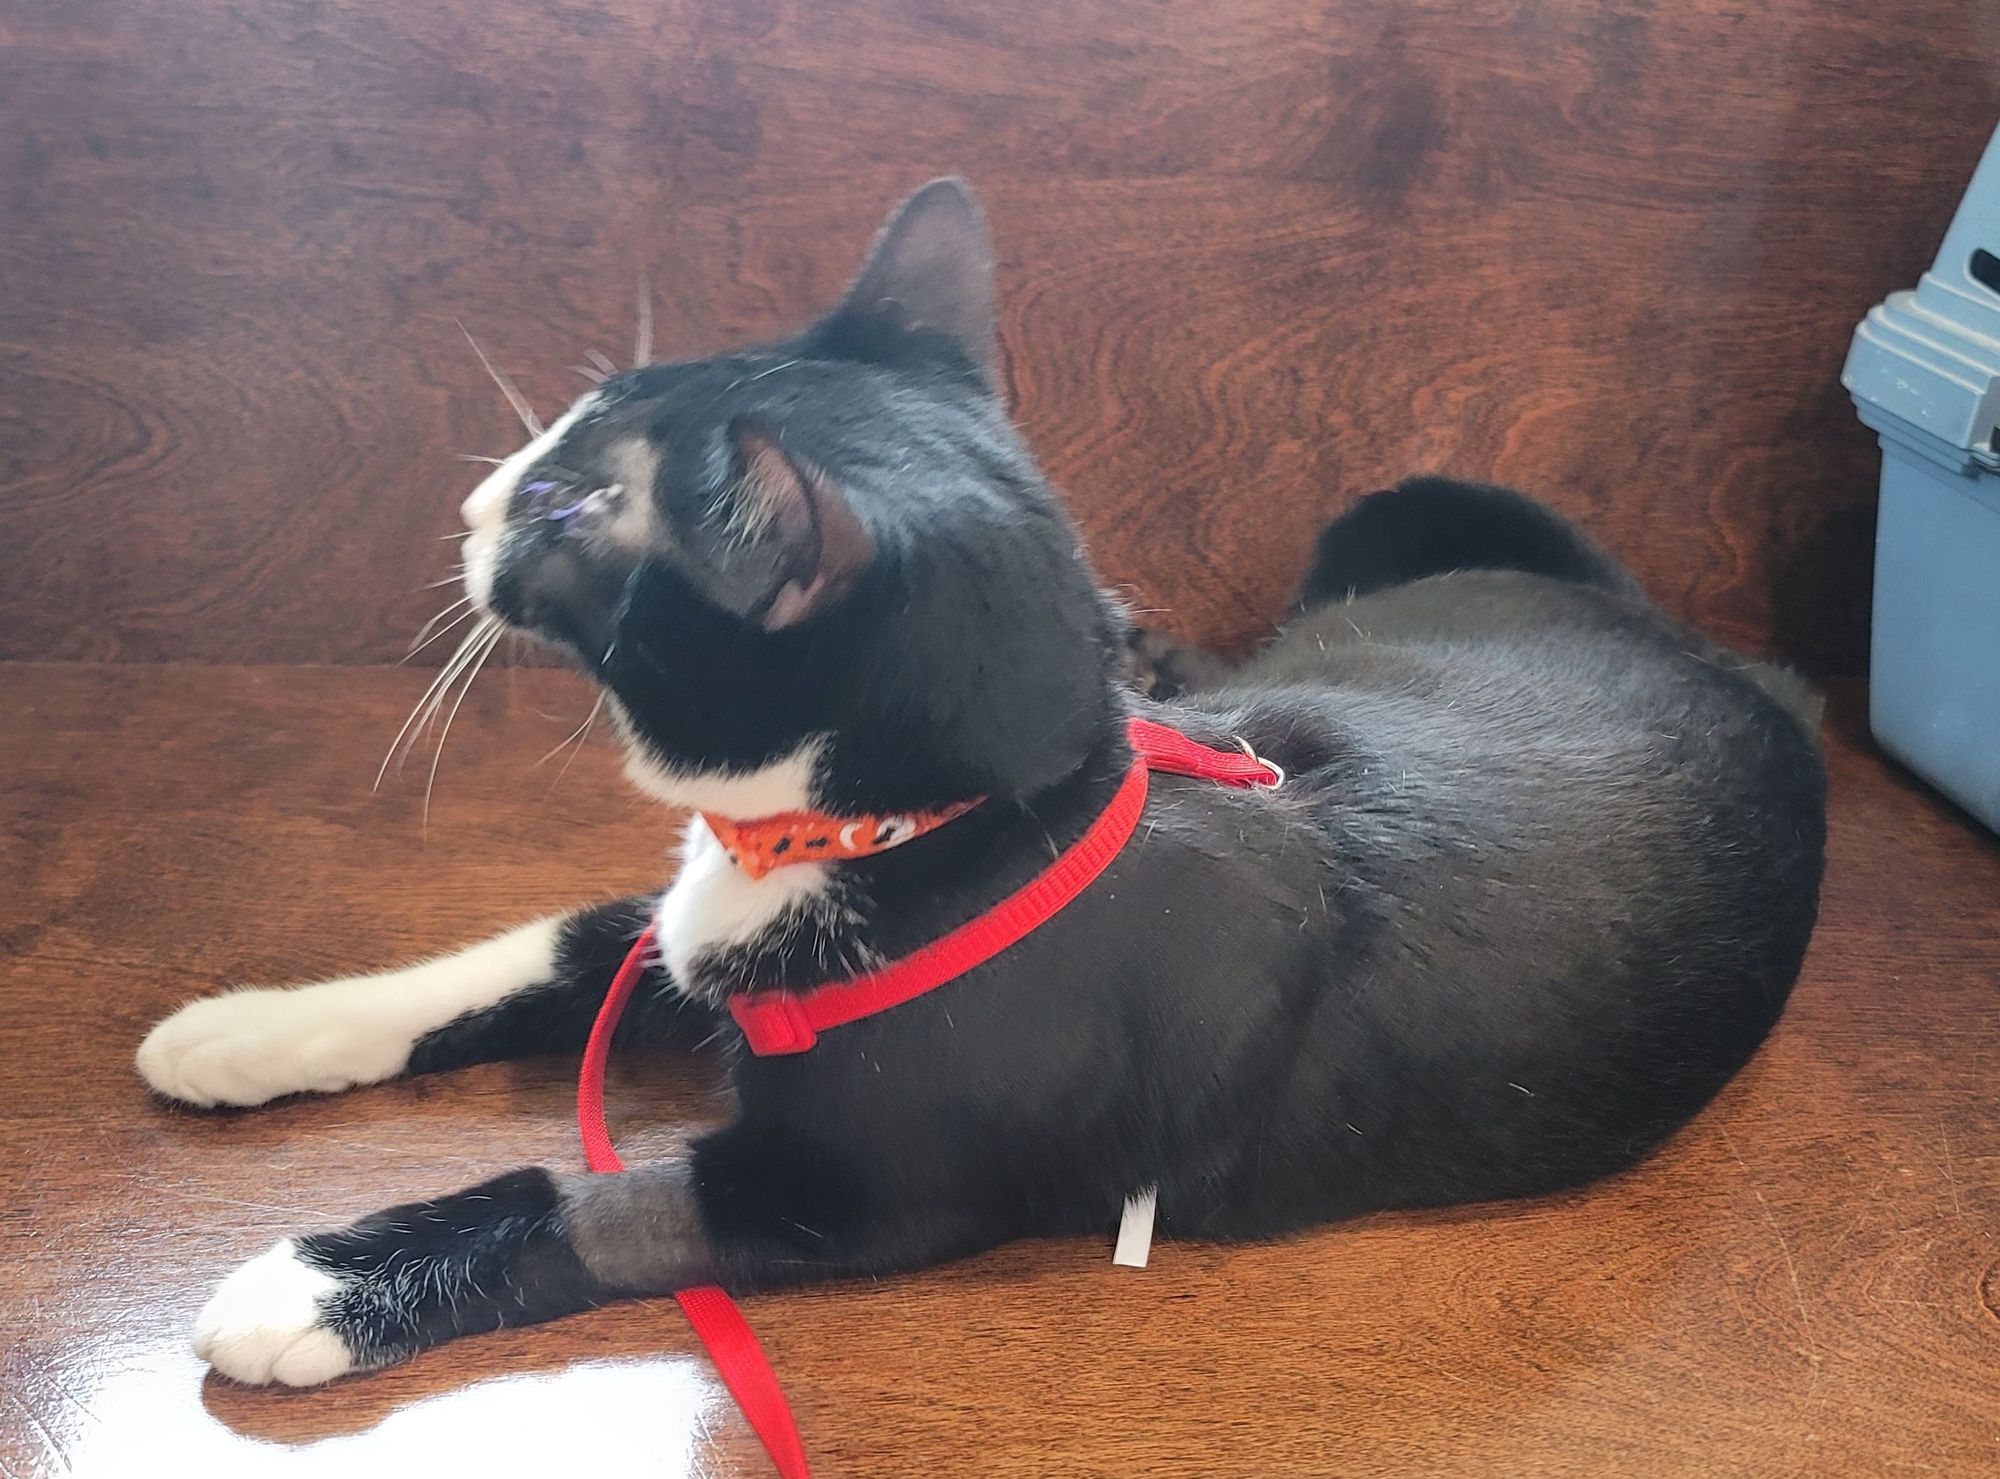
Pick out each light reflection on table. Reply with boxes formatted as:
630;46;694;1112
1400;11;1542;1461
56;1340;723;1478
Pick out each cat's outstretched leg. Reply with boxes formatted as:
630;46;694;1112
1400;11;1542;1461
193;1168;610;1385
137;896;708;1107
193;1132;993;1384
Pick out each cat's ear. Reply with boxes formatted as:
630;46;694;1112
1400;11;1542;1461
713;421;874;631
812;178;997;384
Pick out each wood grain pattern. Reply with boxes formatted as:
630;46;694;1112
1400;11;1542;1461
2;662;1998;1476
3;2;1996;671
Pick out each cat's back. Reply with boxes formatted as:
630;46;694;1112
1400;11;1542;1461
1248;568;1821;787
1136;569;1826;1218
1202;569;1825;948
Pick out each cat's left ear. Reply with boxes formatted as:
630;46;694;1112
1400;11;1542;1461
811;178;997;385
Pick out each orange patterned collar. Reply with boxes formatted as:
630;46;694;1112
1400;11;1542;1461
700;799;983;880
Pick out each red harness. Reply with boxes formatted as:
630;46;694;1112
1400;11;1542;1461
575;717;1282;1477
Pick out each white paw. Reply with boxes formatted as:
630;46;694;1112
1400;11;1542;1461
136;986;408;1107
193;1239;357;1386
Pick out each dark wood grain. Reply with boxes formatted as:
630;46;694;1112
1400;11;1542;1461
3;2;1995;671
2;662;1998;1476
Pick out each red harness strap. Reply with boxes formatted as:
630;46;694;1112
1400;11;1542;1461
575;716;1280;1476
728;717;1281;1054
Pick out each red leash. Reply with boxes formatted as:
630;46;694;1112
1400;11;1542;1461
575;716;1281;1475
577;932;813;1479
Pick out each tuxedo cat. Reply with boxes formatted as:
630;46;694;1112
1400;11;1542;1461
139;180;1825;1386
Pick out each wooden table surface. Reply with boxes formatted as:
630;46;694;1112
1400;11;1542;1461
3;661;1997;1477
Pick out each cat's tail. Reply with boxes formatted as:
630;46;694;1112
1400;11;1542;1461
1292;476;1826;733
1292;476;1642;613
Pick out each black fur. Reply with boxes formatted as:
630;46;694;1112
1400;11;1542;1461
296;1169;608;1366
224;180;1826;1376
1289;475;1642;611
578;356;1126;816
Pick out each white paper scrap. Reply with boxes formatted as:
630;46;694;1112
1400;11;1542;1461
1113;1185;1159;1268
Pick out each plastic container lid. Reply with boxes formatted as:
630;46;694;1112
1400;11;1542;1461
1844;124;2000;474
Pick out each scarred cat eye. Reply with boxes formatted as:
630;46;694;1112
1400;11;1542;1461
525;480;624;526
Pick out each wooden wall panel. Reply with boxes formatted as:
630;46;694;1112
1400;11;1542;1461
3;0;1996;671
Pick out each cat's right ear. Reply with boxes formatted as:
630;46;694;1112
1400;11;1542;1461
807;178;998;387
689;420;875;632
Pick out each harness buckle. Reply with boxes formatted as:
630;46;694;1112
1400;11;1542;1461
1234;737;1286;788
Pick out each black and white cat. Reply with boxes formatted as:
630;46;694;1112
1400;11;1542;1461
139;180;1825;1387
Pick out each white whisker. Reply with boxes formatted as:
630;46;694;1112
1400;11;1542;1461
456;454;506;467
402;601;475;663
586;349;618;376
403;622;495;771
551;691;607;789
456;319;543;437
570;364;608;385
408;592;472;640
534;698;600;768
374;617;496;790
536;690;607;776
424;622;504;835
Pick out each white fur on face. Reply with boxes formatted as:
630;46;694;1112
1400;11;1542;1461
596;435;661;549
193;1239;357;1386
459;425;838;992
461;403;661;654
459;398;597;612
135;917;564;1107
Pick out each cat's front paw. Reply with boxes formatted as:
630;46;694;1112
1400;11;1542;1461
137;986;406;1107
194;1240;359;1386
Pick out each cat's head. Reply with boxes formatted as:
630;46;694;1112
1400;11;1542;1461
460;180;1125;818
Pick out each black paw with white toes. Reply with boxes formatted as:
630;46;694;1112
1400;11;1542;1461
193;1169;605;1385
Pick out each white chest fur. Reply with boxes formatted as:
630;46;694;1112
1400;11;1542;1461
655;818;836;994
613;725;837;996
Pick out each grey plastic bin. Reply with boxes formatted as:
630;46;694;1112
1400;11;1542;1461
1844;126;2000;835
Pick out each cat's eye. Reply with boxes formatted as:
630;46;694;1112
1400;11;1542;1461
526;481;624;526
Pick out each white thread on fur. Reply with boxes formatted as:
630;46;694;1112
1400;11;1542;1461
193;1239;356;1386
136;917;564;1107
